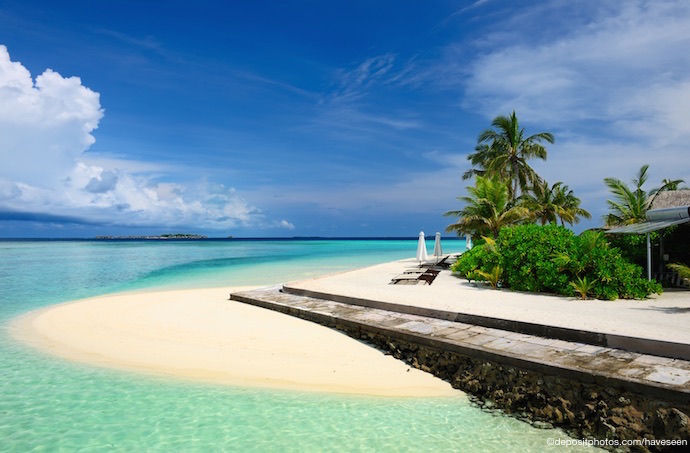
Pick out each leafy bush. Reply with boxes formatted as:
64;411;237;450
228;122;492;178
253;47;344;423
452;224;662;300
583;244;661;300
606;231;656;267
668;263;690;279
570;276;596;300
451;243;499;283
497;224;575;294
476;265;503;288
607;226;690;283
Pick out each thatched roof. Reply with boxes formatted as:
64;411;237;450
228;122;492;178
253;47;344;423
650;190;690;210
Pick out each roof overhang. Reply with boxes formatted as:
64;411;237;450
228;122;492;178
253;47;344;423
607;218;690;234
607;205;690;234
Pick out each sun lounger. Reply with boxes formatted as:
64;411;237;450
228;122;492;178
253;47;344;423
390;274;424;284
430;254;460;269
410;266;440;273
403;269;427;274
391;268;440;285
418;273;436;285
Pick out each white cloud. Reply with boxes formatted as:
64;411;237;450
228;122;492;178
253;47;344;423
454;0;690;227
275;220;295;230
0;45;103;186
0;45;266;231
464;1;690;134
331;54;397;102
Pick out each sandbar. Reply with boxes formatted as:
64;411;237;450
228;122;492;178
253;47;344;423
11;286;458;397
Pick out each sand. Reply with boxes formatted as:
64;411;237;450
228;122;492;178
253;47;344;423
285;258;690;344
11;286;458;397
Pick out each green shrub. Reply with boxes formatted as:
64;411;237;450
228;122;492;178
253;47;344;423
475;265;503;289
667;263;690;279
451;243;499;281
606;231;657;267
583;245;661;299
570;276;596;300
497;224;575;294
452;224;661;299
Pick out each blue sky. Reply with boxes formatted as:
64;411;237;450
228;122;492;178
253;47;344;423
0;0;688;238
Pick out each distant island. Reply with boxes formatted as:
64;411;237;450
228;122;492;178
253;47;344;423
95;234;208;240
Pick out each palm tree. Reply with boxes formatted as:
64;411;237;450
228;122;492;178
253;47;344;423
604;165;652;226
444;176;529;238
648;177;686;206
466;111;554;200
520;180;591;226
658;178;685;191
462;144;499;181
520;179;560;225
605;165;686;226
552;183;591;226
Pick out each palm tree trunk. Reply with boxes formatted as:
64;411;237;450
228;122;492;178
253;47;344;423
511;156;519;200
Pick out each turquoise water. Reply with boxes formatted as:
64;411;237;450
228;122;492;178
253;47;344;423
0;239;593;452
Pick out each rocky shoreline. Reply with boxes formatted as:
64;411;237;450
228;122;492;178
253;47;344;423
231;285;690;451
350;328;689;452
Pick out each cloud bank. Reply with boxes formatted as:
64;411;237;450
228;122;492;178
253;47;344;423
304;0;690;231
0;45;103;186
0;45;289;232
459;0;690;221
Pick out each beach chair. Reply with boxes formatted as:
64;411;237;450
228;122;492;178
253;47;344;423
403;269;427;275
391;268;440;285
391;274;423;284
434;254;460;269
418;273;436;285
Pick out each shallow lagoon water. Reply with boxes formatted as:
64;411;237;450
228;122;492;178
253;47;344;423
0;239;595;451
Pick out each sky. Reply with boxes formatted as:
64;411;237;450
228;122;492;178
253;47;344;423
0;0;689;238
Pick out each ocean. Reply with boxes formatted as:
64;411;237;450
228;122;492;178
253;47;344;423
0;239;592;452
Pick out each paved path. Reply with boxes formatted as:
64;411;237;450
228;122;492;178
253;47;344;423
283;258;690;359
231;286;690;404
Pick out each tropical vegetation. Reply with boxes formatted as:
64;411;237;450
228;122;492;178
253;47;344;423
446;111;589;238
570;276;597;300
603;164;685;227
519;179;591;226
452;224;662;300
603;165;686;270
667;263;690;280
444;176;529;238
462;110;554;200
444;111;686;299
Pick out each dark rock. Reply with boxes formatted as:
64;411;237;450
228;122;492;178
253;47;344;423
532;420;553;429
330;323;690;451
667;408;690;440
653;409;669;438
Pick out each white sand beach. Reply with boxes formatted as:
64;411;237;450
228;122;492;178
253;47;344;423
13;258;688;399
286;258;690;344
11;286;458;397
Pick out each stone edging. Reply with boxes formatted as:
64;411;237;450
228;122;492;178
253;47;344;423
282;285;690;361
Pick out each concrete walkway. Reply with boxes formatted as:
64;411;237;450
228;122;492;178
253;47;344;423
283;258;690;360
231;285;690;404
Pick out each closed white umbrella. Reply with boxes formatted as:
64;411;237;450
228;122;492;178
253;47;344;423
433;232;442;263
416;231;428;264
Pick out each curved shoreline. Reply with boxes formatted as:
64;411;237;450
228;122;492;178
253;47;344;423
10;286;459;397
